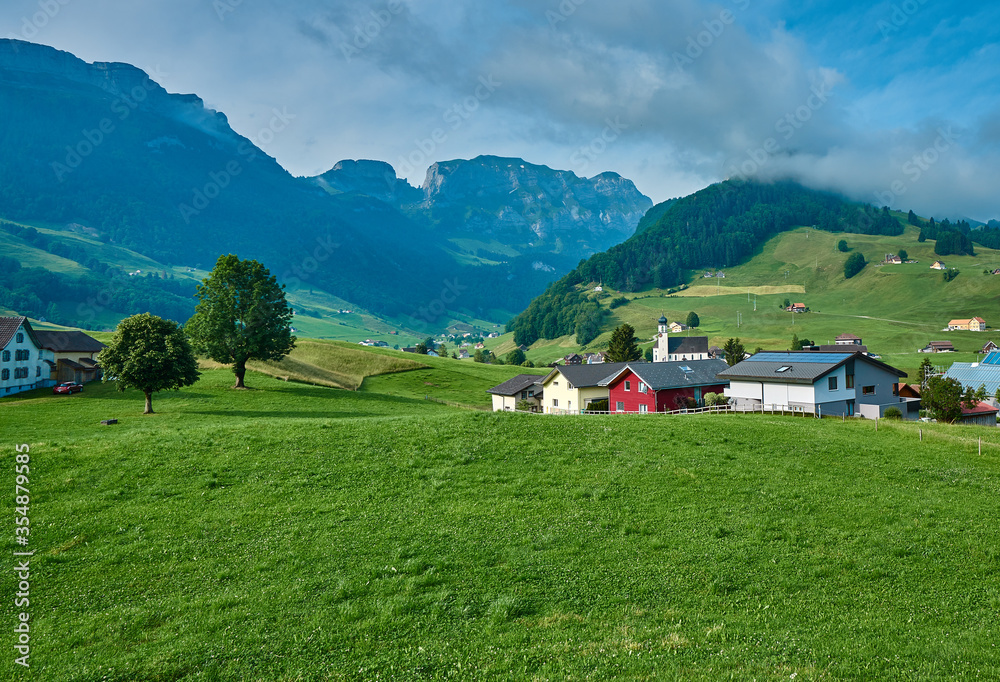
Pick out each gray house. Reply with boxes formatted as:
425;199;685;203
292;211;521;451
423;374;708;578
717;350;915;418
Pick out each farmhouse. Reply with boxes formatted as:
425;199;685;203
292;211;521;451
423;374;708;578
486;374;543;412
718;350;913;419
598;359;730;413
930;261;947;270
0;316;55;396
563;353;583;365
982;341;999;354
835;333;863;346
538;362;630;414
667;322;688;333
651;316;710;362
948;317;986;332
920;341;955;353
34;330;105;384
787;303;807;313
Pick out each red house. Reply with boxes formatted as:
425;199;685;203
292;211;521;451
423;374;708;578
599;359;730;413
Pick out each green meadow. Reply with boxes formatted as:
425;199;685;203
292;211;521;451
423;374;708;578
491;223;1000;377
2;346;1000;679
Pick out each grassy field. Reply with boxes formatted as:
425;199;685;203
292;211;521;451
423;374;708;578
491;224;1000;377
2;362;1000;679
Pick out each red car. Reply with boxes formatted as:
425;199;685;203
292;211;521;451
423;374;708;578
53;382;84;395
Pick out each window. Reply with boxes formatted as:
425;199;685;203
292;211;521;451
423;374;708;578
776;366;792;373
829;376;838;391
527;390;534;397
16;333;23;343
552;399;558;407
862;385;876;396
624;380;631;391
1;369;8;381
1;350;8;362
892;383;899;397
521;391;527;399
15;350;29;361
846;374;854;389
616;401;625;412
639;404;648;414
35;366;40;377
638;382;647;393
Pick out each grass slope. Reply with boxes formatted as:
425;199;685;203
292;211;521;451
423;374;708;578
2;372;999;679
499;223;1000;377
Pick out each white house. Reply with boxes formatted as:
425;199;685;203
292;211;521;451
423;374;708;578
717;350;914;419
486;374;544;411
651;316;709;362
0;317;55;396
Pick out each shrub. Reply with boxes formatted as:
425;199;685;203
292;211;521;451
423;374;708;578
608;296;629;309
883;407;903;420
588;399;609;412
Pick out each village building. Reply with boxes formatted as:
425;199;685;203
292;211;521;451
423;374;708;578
944;351;1000;397
651;316;710;362
34;329;105;384
948;317;986;332
718;350;914;419
959;402;999;427
599;359;730;413
563;353;583;365
930;261;947;270
835;333;863;346
920;341;956;353
537;362;630;414
0;317;55;396
486;374;544;412
982;341;999;355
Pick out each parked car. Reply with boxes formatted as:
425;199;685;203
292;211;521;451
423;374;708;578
53;382;83;394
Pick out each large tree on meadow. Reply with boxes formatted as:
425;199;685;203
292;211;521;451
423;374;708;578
723;338;747;367
99;313;200;414
186;255;295;389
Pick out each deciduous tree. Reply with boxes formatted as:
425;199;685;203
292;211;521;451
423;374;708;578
186;255;295;389
99;313;199;414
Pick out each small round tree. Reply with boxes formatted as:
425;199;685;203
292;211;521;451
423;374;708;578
685;311;700;328
99;313;200;414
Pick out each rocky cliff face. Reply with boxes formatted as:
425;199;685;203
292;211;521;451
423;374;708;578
420;156;651;250
314;160;422;205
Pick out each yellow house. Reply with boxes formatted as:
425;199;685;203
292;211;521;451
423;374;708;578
949;317;987;332
539;362;628;414
34;330;106;383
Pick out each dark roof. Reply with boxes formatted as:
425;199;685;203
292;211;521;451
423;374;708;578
666;336;709;356
927;341;955;349
487;374;543;396
60;359;87;370
658;315;667;324
34;330;105;353
836;333;862;341
543;362;631;388
600;359;730;389
0;316;41;349
814;344;868;353
717;350;906;385
77;357;100;368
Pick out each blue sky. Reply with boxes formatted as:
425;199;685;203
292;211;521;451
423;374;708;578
3;0;999;219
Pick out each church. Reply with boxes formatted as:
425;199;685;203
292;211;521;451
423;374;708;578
651;315;710;363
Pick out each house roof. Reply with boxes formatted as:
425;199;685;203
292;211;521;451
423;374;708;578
666;336;709;356
541;362;631;389
944;357;1000;396
59;359;86;370
949;319;971;326
973;317;986;324
33;330;106;353
0;316;41;350
836;333;862;341
962;401;999;417
486;374;544;396
926;341;955;350
600;359;730;390
716;350;906;385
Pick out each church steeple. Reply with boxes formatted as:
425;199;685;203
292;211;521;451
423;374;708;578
658;314;668;335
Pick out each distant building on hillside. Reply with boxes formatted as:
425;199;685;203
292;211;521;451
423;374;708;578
836;333;863;346
930;261;947;270
948;317;986;332
920;341;956;353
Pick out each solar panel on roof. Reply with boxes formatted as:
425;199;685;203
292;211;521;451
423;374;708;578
750;352;851;364
983;351;1000;366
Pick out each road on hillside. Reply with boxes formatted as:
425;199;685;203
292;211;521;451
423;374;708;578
812;311;936;328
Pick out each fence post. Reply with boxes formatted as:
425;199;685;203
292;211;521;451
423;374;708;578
876;417;878;432
980;436;982;456
919;428;922;442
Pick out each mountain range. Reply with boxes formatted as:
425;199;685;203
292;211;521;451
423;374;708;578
0;39;650;331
